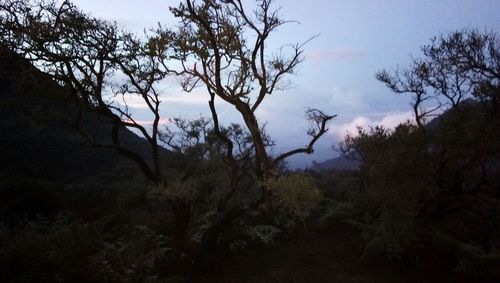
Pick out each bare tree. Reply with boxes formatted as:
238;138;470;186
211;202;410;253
0;0;213;257
376;61;440;127
168;0;335;181
376;29;500;127
0;0;171;183
1;0;337;264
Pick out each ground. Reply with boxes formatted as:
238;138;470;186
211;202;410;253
195;223;489;283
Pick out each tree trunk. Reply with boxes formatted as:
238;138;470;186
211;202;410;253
236;102;272;180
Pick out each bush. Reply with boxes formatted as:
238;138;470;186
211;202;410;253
267;174;323;227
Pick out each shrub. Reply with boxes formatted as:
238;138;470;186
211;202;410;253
267;174;323;227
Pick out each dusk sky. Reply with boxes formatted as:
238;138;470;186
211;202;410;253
74;0;500;168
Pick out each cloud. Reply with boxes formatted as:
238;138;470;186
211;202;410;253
124;118;172;126
378;111;415;128
330;111;414;139
110;94;150;109
305;48;363;62
110;92;209;109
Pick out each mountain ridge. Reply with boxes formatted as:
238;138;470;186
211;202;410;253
0;47;165;185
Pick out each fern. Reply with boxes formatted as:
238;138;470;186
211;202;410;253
243;225;282;246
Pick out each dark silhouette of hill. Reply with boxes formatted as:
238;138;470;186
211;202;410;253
311;155;360;171
0;46;165;185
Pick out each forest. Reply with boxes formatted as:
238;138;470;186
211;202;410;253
1;0;499;282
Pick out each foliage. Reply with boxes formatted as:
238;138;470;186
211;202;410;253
267;174;323;227
92;225;173;283
148;181;196;204
3;0;499;281
316;30;500;277
0;177;184;282
332;103;500;258
358;212;416;260
1;214;98;282
169;0;335;180
1;2;336;275
430;232;500;278
376;28;499;126
0;0;174;183
340;123;435;213
242;225;282;246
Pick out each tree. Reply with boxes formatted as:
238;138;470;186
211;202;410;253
376;29;500;127
338;30;500;261
0;0;172;183
169;0;335;182
1;0;335;267
0;0;196;256
157;0;336;260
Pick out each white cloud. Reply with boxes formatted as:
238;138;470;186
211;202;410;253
110;92;209;109
110;94;150;109
330;111;414;139
378;111;415;128
124;118;172;126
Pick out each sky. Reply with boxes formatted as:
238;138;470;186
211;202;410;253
73;0;500;168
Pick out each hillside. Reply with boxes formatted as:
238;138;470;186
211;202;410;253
312;155;360;171
0;47;164;185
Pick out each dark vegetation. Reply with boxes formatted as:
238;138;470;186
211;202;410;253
1;0;499;282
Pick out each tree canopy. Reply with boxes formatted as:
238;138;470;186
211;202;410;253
169;0;335;180
0;0;334;269
376;29;499;127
